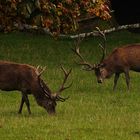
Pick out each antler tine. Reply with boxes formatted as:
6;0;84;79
55;96;70;102
36;65;40;70
54;66;72;102
73;35;85;60
99;43;106;62
72;46;85;62
36;65;47;76
77;34;85;45
96;27;107;62
72;34;95;70
57;66;72;93
96;27;106;39
74;34;84;47
72;46;95;71
38;78;52;98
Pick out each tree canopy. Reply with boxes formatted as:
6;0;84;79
0;0;111;35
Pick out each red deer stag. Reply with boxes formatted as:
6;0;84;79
72;28;140;90
0;60;72;114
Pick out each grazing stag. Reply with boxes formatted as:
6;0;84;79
0;60;72;114
72;28;140;90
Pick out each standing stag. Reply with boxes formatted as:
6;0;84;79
72;28;140;90
0;60;72;114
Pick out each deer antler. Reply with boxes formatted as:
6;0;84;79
36;65;46;76
96;27;107;62
72;35;95;71
58;66;72;93
36;66;52;98
38;78;52;98
55;66;72;102
72;46;95;71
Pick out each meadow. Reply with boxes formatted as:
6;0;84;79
0;30;140;140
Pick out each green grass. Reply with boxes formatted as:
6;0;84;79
0;31;140;140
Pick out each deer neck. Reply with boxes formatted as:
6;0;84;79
102;64;114;79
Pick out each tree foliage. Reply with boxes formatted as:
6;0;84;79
0;0;111;35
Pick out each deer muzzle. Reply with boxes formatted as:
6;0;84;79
98;79;103;83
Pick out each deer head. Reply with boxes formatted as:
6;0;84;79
37;66;72;114
72;27;107;84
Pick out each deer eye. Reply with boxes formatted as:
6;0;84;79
100;63;106;68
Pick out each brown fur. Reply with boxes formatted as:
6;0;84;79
0;61;56;114
96;44;140;90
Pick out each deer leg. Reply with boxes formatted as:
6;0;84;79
21;92;31;114
124;71;130;90
18;95;25;114
24;94;31;114
113;73;120;91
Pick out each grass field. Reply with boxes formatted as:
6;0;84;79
0;31;140;140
